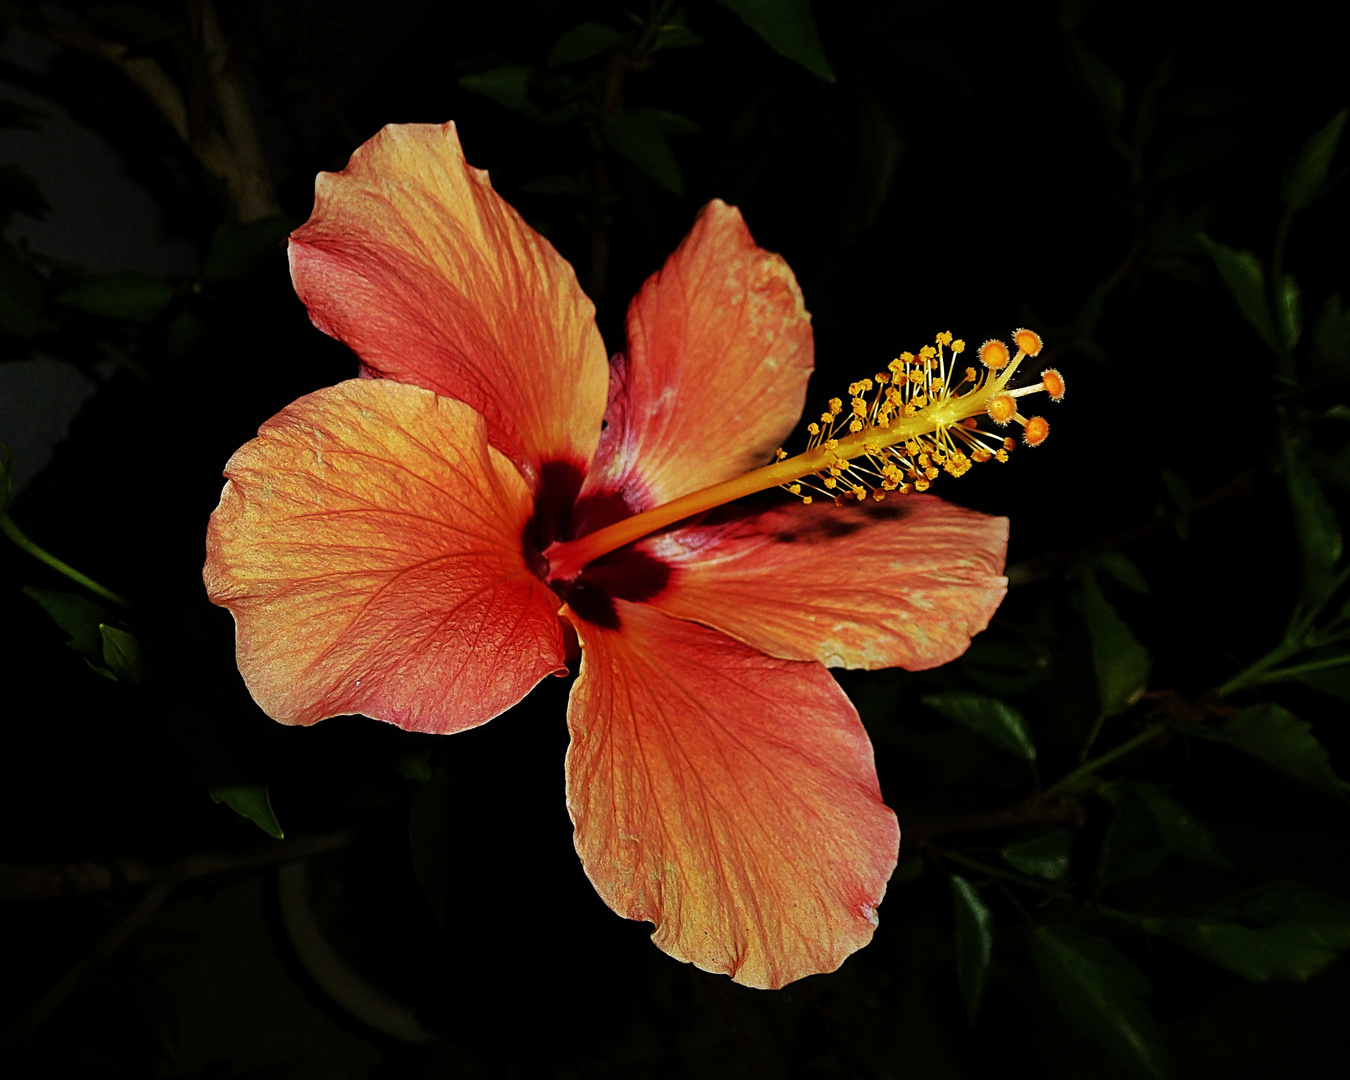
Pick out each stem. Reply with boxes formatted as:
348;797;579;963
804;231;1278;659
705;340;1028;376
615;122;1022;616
1232;652;1350;688
1216;638;1302;697
545;358;1022;578
1;512;134;611
1042;723;1168;798
927;846;1071;898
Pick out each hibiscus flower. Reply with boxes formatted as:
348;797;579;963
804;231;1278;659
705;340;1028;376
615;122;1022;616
204;122;1051;989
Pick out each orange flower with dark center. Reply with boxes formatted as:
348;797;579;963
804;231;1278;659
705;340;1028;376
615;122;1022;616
204;122;1023;989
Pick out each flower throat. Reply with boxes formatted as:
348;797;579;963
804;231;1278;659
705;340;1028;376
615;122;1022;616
545;328;1062;582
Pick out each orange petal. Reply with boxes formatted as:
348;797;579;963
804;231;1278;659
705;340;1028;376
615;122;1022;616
573;200;813;531
564;600;899;989
289;121;608;489
640;496;1008;670
204;379;566;732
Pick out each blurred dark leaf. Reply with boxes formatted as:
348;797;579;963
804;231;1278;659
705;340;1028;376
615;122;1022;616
604;111;684;195
640;107;700;136
1197;234;1280;354
1276;272;1302;352
1142;882;1350;981
1030;925;1172;1080
546;22;624;66
1155;127;1245;180
23;586;113;661
1002;829;1073;880
203;216;298;282
1283;433;1342;606
1099;780;1231;883
88;4;176;46
1095;551;1149;594
1298;649;1350;702
894;854;924;883
950;875;992;1025
165;309;204;360
1070;42;1126;129
99;623;146;683
1216;704;1347;799
0;97;44;129
921;690;1036;761
55;273;172;322
1281;107;1347;210
715;0;835;81
209;784;284;839
0;244;47;339
1312;294;1350;376
458;65;543;119
1080;575;1151;715
959;638;1051;695
1161;467;1193;540
410;766;453;927
0;165;50;228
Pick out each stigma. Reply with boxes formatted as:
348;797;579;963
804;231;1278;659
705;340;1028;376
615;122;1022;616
781;328;1062;504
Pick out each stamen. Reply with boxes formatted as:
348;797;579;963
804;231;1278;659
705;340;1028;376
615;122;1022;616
543;328;1060;580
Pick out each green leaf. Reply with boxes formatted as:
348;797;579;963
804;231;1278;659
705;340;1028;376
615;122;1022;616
547;22;624;66
959;638;1051;695
55;273;172;322
1142;882;1350;981
1030;925;1172;1080
1216;704;1346;799
209;784;284;839
1197;234;1280;354
921;691;1036;761
1276;272;1302;351
1284;433;1342;606
1161;467;1192;541
99;623;145;683
203;216;298;282
1282;108;1347;210
1099;781;1231;883
0;244;47;339
893;854;924;883
1002;829;1073;881
715;0;835;81
1095;551;1149;594
654;14;704;50
23;586;114;661
950;875;993;1025
409;766;453;927
603;111;684;195
1080;575;1151;715
458;65;542;119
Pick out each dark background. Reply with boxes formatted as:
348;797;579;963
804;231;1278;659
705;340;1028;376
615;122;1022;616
2;1;1348;1077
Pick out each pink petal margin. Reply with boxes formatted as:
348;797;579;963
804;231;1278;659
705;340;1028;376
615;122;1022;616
204;379;566;733
563;599;900;989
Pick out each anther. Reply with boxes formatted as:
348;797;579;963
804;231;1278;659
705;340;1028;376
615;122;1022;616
1023;416;1050;446
1041;368;1066;401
